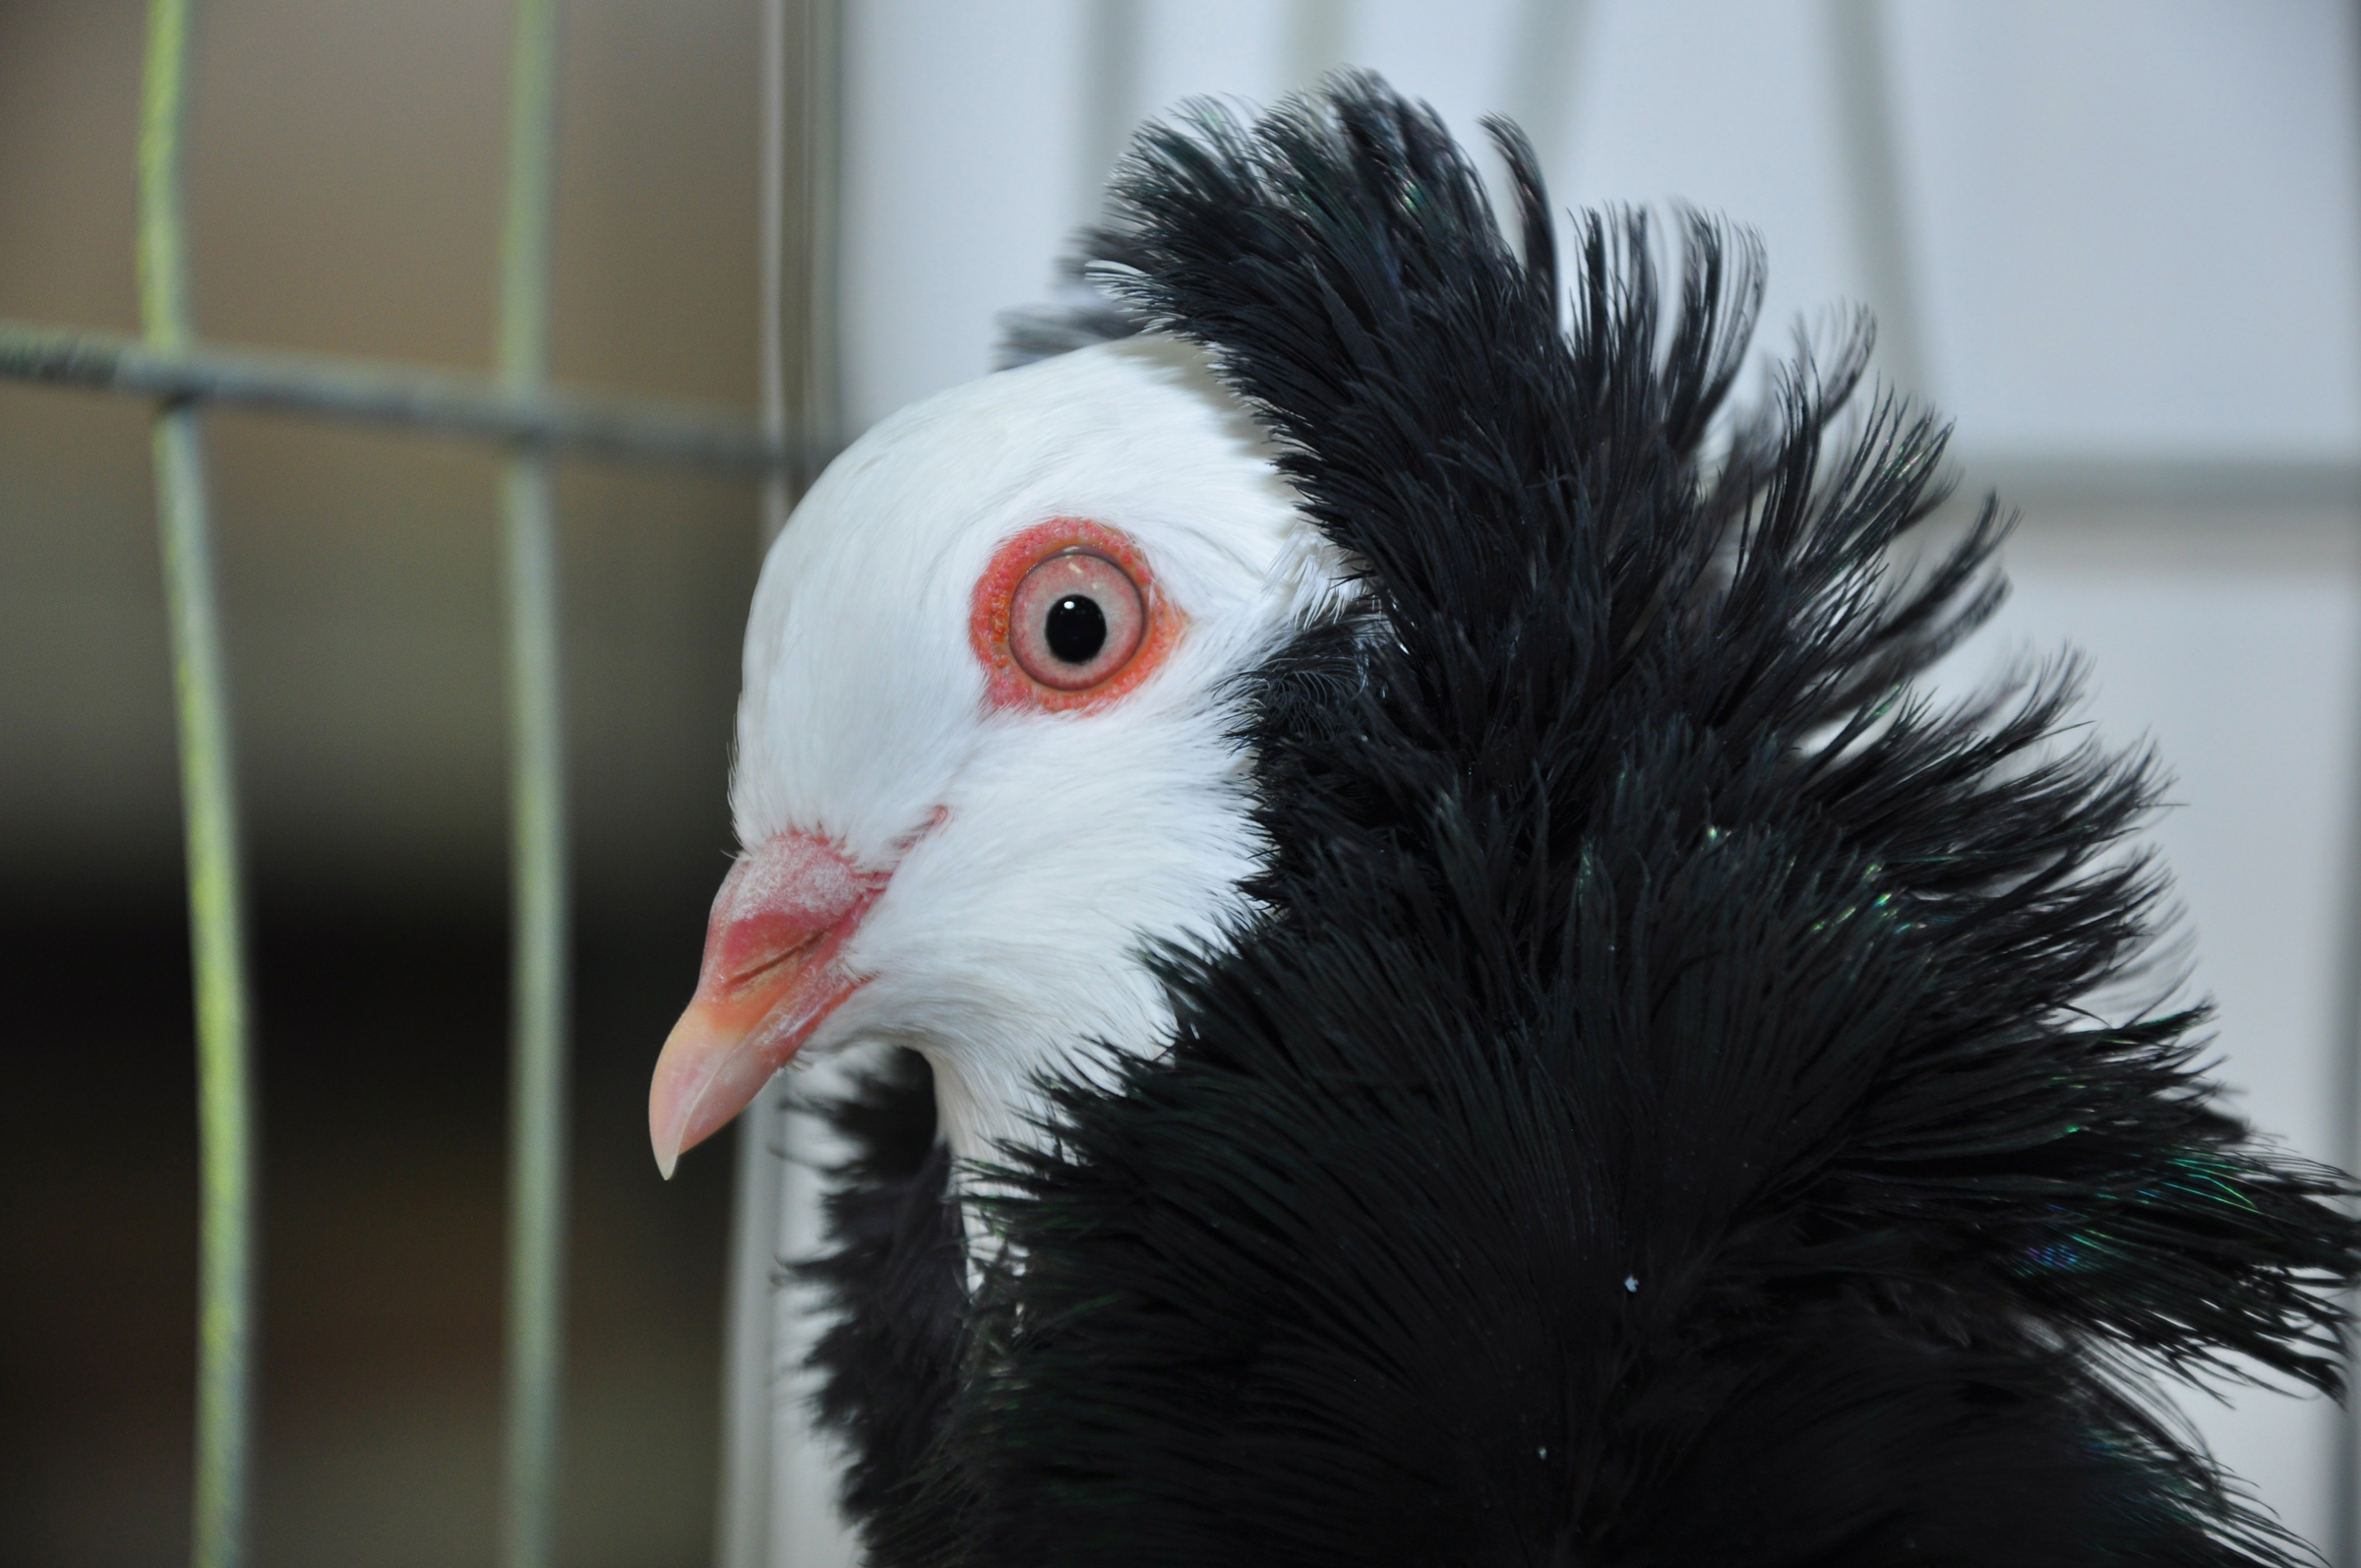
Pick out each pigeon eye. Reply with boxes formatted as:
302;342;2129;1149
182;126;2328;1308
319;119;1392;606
971;518;1184;713
1009;551;1143;690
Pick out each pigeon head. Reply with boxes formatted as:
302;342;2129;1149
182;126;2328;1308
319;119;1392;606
648;332;1341;1176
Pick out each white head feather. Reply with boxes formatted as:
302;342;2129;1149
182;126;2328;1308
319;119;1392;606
731;333;1345;1166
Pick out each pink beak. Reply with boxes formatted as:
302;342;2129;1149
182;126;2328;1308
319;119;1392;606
648;831;885;1176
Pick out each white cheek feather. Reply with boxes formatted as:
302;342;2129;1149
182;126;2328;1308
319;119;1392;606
726;333;1350;1176
844;659;1273;1162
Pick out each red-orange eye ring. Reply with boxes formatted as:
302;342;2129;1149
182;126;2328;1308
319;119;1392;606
971;518;1183;712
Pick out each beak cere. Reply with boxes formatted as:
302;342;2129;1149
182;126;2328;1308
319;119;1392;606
648;831;886;1176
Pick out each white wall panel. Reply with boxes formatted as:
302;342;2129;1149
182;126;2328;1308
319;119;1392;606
1561;0;1865;377
1891;0;2361;457
1934;510;2361;1545
1347;0;1523;145
840;0;1092;429
1132;0;1293;131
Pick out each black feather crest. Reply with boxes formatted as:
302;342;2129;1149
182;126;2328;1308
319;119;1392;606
818;74;2361;1566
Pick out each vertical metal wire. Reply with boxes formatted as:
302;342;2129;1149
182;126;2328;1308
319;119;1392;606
719;13;795;1560
2333;632;2361;1568
776;0;856;1538
1500;0;1588;187
716;1099;784;1568
754;0;839;554
791;0;843;512
1077;0;1142;221
724;3;850;1564
1823;0;1925;393
2335;23;2361;1567
758;0;793;550
496;3;570;1568
139;7;256;1568
1286;0;1350;90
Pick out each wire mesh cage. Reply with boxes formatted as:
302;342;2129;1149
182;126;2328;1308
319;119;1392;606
10;4;2361;1566
0;1;835;1563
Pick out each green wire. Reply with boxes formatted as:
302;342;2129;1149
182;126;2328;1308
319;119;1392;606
0;318;794;470
139;5;257;1568
496;5;571;1568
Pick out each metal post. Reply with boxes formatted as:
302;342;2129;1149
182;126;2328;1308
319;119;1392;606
2333;606;2361;1568
496;4;571;1568
140;6;256;1568
786;0;843;518
2335;23;2361;1568
1501;0;1589;193
719;11;798;1565
1077;1;1143;221
1823;0;1925;392
1286;0;1350;90
723;2;853;1564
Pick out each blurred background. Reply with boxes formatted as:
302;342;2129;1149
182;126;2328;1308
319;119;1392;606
5;1;2361;1564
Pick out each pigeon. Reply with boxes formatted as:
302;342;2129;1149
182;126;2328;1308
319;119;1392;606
652;75;2361;1567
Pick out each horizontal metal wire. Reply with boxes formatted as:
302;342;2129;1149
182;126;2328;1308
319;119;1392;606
1960;452;2361;511
12;313;2357;509
0;317;798;471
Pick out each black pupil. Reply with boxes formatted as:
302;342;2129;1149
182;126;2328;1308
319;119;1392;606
1044;594;1108;664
